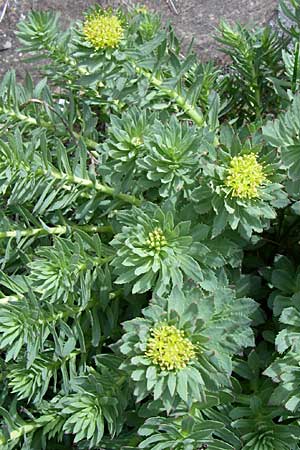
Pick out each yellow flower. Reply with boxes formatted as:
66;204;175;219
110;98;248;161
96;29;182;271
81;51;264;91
145;227;167;252
83;11;123;50
224;153;266;199
145;324;196;371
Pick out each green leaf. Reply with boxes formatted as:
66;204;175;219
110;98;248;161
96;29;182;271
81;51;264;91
177;370;188;402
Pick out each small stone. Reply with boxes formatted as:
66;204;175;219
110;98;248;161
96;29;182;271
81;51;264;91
0;40;12;51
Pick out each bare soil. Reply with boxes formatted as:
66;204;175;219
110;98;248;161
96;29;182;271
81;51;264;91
0;0;278;82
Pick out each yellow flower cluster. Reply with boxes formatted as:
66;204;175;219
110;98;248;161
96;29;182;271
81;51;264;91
83;12;123;50
145;227;167;252
225;153;266;199
145;324;196;371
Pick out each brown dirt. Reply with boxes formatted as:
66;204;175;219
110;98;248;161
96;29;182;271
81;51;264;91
0;0;278;82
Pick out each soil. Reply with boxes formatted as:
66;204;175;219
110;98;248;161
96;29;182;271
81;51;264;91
0;0;279;82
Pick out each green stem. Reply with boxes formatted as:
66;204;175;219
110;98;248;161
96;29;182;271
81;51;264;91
251;64;262;120
134;65;204;126
47;167;142;206
0;295;20;303
1;288;121;305
292;40;300;94
1;158;141;207
0;224;112;239
10;416;54;441
0;108;99;151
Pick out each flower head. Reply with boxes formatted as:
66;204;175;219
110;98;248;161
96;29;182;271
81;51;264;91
224;153;266;199
145;324;196;371
83;11;123;50
145;227;167;253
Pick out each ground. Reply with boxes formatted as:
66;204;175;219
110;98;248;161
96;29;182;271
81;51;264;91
0;0;278;82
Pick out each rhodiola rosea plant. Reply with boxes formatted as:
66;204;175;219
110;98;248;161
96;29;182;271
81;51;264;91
2;0;300;448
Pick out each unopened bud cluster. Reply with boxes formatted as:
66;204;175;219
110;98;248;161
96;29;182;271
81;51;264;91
145;324;196;371
131;136;143;147
145;227;167;252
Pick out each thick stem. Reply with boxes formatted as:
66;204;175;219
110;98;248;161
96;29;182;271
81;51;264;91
47;167;142;206
10;420;52;441
292;40;300;94
134;65;204;127
0;108;99;151
250;63;262;120
0;224;112;239
1;145;141;207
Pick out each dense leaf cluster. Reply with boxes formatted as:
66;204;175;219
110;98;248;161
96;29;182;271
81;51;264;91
2;1;300;449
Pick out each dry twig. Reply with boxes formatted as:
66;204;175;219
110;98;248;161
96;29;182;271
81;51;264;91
167;0;179;15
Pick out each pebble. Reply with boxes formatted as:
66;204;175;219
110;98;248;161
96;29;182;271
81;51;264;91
0;39;12;50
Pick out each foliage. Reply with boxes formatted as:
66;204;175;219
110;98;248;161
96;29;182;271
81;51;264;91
1;1;300;449
115;286;256;410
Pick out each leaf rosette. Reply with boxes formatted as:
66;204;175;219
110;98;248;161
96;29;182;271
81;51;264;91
138;414;239;449
116;286;256;410
137;116;203;198
71;6;162;82
99;107;155;191
110;205;242;294
110;205;204;295
192;127;288;238
70;6;130;85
